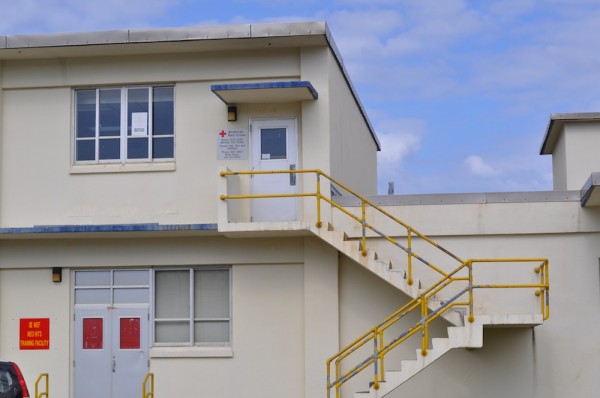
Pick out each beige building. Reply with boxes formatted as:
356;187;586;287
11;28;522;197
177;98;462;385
0;21;597;398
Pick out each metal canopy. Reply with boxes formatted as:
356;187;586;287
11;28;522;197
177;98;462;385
211;81;318;104
580;172;600;207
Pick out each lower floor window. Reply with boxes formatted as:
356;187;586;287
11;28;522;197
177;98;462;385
153;267;231;346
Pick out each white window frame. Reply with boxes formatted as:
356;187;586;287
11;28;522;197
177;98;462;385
152;267;232;348
73;85;175;165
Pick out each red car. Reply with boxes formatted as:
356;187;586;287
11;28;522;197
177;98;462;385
0;361;29;398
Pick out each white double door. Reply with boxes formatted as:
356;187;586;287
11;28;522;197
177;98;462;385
74;306;149;398
250;118;299;222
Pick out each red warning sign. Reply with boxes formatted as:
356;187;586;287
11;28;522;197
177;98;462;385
20;318;50;350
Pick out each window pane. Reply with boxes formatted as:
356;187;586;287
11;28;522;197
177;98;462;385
153;87;174;135
155;321;189;343
127;137;149;159
194;269;230;318
260;128;287;160
76;90;96;138
153;137;174;159
83;318;104;350
194;321;229;343
120;318;141;349
114;288;149;304
99;138;120;160
75;271;111;286
128;88;149;136
75;289;111;305
99;89;121;137
76;140;96;161
155;271;190;318
114;270;149;286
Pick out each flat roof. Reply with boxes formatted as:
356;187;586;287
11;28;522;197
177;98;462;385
540;112;600;155
335;190;580;207
0;21;380;150
0;22;328;56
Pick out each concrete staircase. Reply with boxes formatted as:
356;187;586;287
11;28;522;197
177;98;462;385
310;222;465;326
314;221;546;398
352;314;542;398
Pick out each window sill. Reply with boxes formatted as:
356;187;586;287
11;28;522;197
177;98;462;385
70;162;176;174
150;346;233;358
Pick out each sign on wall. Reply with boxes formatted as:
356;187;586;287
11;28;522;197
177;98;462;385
19;318;50;350
217;129;248;160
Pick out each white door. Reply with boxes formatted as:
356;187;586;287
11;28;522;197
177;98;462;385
74;309;111;398
251;118;299;221
74;307;149;398
112;308;149;398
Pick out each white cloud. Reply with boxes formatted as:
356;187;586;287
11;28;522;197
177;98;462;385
0;0;179;34
464;155;502;177
375;118;427;193
377;118;425;163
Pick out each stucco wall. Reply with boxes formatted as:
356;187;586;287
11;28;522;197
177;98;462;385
0;235;344;398
562;122;600;190
0;49;318;227
0;268;71;398
328;52;378;195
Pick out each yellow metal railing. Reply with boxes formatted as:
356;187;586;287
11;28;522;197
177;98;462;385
35;373;49;398
219;169;550;398
142;373;154;398
326;257;548;398
220;168;463;285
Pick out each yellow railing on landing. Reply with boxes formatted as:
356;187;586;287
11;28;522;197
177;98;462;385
219;169;550;398
220;168;464;285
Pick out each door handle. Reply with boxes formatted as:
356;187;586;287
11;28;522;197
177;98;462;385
112;356;116;373
290;164;296;186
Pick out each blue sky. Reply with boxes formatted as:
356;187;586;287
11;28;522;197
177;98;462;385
2;0;599;194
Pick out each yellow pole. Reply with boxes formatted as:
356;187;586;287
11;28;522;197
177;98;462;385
421;299;428;356
361;201;367;256
407;228;413;285
316;173;322;228
467;261;474;323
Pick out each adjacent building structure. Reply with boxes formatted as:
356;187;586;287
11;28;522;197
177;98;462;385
0;21;598;398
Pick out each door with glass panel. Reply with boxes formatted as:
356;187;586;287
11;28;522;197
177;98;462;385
73;270;149;398
250;118;299;222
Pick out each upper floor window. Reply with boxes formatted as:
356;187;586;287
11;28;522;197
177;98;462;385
75;86;174;163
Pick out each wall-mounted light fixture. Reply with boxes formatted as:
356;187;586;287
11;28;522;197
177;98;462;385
227;106;238;122
52;267;62;283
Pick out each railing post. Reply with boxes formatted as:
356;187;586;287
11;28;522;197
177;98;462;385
316;172;322;228
361;201;367;256
420;299;428;356
407;227;413;285
379;329;385;382
373;333;380;390
467;260;475;323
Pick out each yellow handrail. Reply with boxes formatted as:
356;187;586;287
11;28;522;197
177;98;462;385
325;258;549;398
35;373;49;398
142;373;154;398
219;169;550;398
220;169;462;283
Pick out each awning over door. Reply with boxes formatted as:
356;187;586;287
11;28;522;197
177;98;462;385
211;81;318;104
